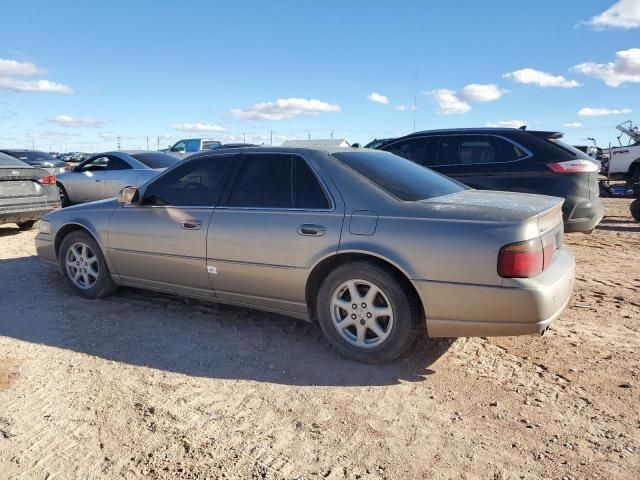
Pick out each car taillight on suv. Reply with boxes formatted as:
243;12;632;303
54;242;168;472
38;175;56;185
498;231;559;278
546;159;599;174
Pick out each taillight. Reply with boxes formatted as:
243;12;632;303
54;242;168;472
498;238;543;278
38;175;57;185
547;159;599;174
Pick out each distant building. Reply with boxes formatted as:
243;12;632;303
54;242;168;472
281;138;350;148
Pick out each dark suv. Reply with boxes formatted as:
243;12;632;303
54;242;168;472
368;128;603;233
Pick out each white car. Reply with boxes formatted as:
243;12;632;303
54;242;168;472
165;138;222;159
607;121;640;183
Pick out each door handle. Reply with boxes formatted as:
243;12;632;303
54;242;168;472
181;220;202;230
298;224;325;236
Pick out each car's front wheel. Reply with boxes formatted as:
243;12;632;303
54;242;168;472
316;261;422;363
631;199;640;222
57;183;71;207
58;231;117;299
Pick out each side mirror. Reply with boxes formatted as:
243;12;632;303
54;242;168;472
117;186;139;206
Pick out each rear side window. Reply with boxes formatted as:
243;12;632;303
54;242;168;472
143;155;234;206
131;152;179;169
105;156;132;171
490;136;528;162
227;154;330;209
435;135;496;165
331;150;466;201
382;138;429;165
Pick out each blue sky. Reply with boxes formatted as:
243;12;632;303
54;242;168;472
0;0;639;151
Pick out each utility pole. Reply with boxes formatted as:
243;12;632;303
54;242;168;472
117;136;121;151
243;132;246;143
330;130;334;139
413;69;418;132
270;130;273;146
31;135;35;149
146;136;149;150
157;136;160;150
308;131;311;140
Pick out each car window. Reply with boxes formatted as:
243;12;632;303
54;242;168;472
382;138;429;165
171;141;185;152
227;154;293;208
3;150;59;165
294;157;330;209
105;156;132;171
131;152;179;169
0;152;29;167
185;139;200;152
201;140;222;150
490;136;529;162
80;156;109;172
331;150;466;201
142;155;234;206
434;135;495;165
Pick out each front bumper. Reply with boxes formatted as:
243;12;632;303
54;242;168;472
413;247;575;337
35;235;58;265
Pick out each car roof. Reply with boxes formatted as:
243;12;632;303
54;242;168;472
188;146;362;158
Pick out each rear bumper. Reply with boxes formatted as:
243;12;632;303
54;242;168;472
413;247;575;337
0;208;54;226
564;197;604;233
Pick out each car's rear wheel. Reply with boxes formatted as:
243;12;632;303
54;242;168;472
58;231;117;299
57;183;71;207
17;220;37;231
316;261;422;363
631;199;640;222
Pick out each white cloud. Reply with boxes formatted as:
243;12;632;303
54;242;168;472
0;58;45;77
393;104;416;112
578;107;632;117
485;120;527;128
0;78;73;93
424;83;504;115
580;0;640;29
572;48;640;87
231;97;341;121
460;83;505;101
503;68;580;88
170;122;227;133
48;114;105;128
0;58;73;94
425;89;470;114
563;122;583;128
367;92;389;104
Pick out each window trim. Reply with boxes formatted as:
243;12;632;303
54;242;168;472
383;134;533;167
218;152;335;212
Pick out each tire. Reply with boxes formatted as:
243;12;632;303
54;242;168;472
57;183;71;207
17;220;37;231
631;199;640;222
315;261;422;363
58;230;117;299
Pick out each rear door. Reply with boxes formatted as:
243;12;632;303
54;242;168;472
207;152;344;316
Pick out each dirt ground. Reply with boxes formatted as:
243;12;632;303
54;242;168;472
0;198;638;480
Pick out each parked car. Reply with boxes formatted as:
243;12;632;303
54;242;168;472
0;149;70;175
368;128;603;233
36;147;575;362
165;138;222;158
209;143;259;150
0;152;60;230
56;150;179;206
606;121;640;184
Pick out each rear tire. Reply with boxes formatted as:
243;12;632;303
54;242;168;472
58;231;117;299
631;199;640;222
315;261;422;363
58;183;71;207
17;220;37;231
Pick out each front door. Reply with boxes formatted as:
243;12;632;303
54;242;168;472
106;153;238;299
207;152;344;317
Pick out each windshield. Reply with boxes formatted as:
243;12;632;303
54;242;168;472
0;152;31;167
331;150;466;201
131;152;180;169
202;140;222;150
548;139;592;160
4;150;60;165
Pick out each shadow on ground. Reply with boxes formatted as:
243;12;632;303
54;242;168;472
0;256;452;387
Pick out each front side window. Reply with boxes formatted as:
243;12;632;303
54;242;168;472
226;154;330;209
143;155;234;206
80;156;109;172
171;141;185;152
332;150;466;201
382;138;429;165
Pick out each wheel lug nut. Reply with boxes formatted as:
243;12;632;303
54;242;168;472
360;319;366;325
361;303;367;308
351;314;356;319
367;312;372;318
352;304;357;309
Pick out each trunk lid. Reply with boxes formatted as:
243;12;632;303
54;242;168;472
0;166;48;200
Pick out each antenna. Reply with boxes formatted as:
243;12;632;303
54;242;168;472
413;69;417;132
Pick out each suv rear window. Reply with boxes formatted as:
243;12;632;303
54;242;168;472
331;150;466;201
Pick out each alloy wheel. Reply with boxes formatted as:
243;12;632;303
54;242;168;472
65;242;99;289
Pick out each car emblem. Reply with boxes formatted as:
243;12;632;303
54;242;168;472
11;170;20;175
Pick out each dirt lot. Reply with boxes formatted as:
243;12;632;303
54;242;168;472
0;198;638;479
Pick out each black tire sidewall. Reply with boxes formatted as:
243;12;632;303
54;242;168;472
17;220;37;230
58;231;116;299
316;261;420;363
631;199;640;222
57;183;71;207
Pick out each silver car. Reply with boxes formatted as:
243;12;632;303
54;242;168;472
35;147;575;362
0;149;69;176
56;150;179;206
